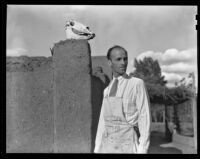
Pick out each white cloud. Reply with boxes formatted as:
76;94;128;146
137;48;196;65
7;48;28;56
162;72;183;82
161;48;196;64
161;62;196;74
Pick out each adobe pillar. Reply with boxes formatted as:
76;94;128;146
52;40;92;152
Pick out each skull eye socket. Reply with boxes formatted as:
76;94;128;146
70;21;75;26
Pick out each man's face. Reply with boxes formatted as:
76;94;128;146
108;48;128;76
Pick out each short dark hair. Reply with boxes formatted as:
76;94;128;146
107;45;127;60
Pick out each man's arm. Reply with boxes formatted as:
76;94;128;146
94;103;105;153
136;79;151;154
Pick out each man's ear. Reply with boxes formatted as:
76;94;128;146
108;60;112;67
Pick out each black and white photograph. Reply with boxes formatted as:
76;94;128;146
5;4;197;154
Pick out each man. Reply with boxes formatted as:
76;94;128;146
94;45;151;153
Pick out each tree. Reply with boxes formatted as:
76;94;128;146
130;57;167;86
130;57;167;103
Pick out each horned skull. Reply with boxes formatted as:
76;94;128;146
65;19;95;40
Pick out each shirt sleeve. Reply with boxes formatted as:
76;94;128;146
94;99;105;153
135;79;151;154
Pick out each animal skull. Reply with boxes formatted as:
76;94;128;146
65;19;95;40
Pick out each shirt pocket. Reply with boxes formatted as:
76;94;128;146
123;98;137;116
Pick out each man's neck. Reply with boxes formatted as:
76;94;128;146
112;72;127;79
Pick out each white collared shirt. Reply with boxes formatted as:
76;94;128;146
94;74;151;153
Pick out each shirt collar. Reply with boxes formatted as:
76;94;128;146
112;73;129;81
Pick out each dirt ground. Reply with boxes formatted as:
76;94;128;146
148;131;196;154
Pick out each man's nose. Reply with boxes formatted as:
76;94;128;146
120;59;126;65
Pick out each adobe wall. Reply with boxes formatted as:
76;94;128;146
6;58;54;152
52;40;92;152
6;40;95;153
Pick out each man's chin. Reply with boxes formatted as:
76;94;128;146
119;71;126;75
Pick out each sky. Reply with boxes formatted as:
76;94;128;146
6;5;197;88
